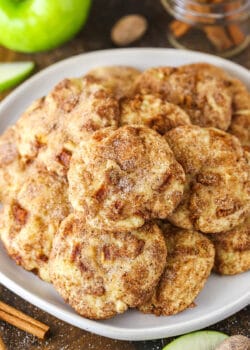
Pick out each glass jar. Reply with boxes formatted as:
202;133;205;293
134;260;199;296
161;0;250;57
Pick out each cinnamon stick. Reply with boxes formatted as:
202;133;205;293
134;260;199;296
225;1;246;45
227;24;245;45
169;20;191;38
168;0;246;51
0;336;6;350
0;301;49;339
204;25;234;50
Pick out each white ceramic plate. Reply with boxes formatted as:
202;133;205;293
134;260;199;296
0;48;249;341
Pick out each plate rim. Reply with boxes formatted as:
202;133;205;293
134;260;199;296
0;48;250;112
0;266;250;341
1;270;249;341
0;48;250;341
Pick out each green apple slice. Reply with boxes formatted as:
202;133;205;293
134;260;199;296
0;62;35;92
163;331;229;350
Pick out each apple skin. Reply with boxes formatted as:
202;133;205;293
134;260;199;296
0;0;91;52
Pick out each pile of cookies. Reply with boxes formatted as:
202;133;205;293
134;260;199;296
0;63;249;320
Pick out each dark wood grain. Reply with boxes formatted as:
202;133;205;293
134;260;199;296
0;0;249;349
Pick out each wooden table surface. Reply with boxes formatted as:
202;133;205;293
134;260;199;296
0;0;249;349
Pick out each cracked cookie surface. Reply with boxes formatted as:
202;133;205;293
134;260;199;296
139;222;214;316
166;125;250;233
50;214;167;319
15;77;119;176
135;63;233;130
120;93;191;134
0;166;70;282
68;125;185;231
209;217;250;275
86;65;141;99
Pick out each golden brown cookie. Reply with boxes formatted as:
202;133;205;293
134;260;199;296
15;95;57;162
0;167;70;282
227;78;250;150
139;223;214;316
15;77;119;176
0;127;25;203
190;64;250;149
120;94;191;134
209;217;250;275
166;125;250;233
50;214;167;320
135;63;232;130
86;66;141;99
68;125;185;231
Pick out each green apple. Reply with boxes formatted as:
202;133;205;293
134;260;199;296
163;331;229;350
0;0;91;52
0;62;34;92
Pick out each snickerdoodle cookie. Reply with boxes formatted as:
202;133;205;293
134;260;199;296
50;214;167;319
135;63;232;130
139;222;214;316
166;125;250;233
0;166;70;282
68;125;185;231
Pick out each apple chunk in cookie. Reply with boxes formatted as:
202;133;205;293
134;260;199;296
68;125;185;231
166;125;250;233
49;214;167;320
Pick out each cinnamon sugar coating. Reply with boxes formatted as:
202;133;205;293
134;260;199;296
139;222;214;316
120;93;191;134
86;65;141;99
135;63;233;130
0;166;70;282
68;125;185;231
15;77;119;176
166;125;250;233
50;214;167;319
0;127;24;203
209;217;250;275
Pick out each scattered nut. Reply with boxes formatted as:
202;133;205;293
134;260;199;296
111;14;148;46
215;335;250;350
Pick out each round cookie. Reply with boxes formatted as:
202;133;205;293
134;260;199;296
209;217;250;275
120;94;191;134
50;214;167;320
0;167;70;282
139;223;214;316
86;65;141;99
188;63;250;149
68;125;185;231
15;77;119;176
135;63;232;130
166;125;250;233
